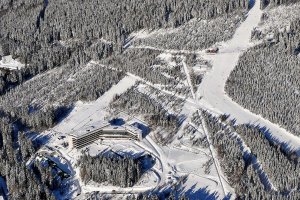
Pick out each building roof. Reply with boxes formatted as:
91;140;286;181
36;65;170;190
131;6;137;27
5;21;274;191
69;121;110;138
123;124;143;135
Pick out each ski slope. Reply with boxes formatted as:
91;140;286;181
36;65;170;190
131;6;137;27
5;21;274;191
54;75;136;133
198;1;300;150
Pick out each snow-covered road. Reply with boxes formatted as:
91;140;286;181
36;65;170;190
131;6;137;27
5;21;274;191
198;0;300;150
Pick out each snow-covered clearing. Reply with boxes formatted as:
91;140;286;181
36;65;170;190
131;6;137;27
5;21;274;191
54;75;136;134
165;146;220;194
0;55;24;70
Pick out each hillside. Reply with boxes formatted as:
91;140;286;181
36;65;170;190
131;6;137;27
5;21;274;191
0;0;300;199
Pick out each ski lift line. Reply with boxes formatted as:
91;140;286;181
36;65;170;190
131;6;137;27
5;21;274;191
198;110;227;196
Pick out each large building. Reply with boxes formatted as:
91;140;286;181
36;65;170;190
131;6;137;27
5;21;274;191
68;121;143;149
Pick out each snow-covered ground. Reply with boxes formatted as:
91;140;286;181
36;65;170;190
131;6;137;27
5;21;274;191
256;2;300;39
44;75;169;198
197;1;300;151
40;0;300;199
54;75;136;134
0;55;24;70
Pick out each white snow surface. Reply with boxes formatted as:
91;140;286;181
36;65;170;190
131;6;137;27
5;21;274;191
0;55;24;70
54;75;136;134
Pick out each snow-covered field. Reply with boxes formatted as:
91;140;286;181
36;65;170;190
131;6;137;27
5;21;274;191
54;75;137;134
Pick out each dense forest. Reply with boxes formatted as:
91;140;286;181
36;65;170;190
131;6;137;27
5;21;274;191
110;84;183;143
0;127;56;199
199;110;300;199
226;17;300;136
236;124;300;193
261;0;300;8
0;0;250;95
79;153;143;188
133;10;246;51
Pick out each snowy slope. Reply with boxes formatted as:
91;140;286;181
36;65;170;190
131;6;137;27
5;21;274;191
197;1;300;150
54;75;136;134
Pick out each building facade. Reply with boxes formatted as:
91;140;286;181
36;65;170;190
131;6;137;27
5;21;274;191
68;122;142;149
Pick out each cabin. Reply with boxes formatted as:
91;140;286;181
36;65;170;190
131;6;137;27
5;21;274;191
68;121;143;149
206;47;219;54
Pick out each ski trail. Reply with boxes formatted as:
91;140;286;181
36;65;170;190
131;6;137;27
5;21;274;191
129;45;199;55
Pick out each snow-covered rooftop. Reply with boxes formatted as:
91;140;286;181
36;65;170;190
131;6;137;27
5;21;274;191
102;124;142;135
69;121;110;138
123;124;143;135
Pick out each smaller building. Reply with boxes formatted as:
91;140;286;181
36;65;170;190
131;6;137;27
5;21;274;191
68;121;142;149
205;47;219;54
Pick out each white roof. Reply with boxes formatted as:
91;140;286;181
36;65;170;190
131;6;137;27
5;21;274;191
102;125;142;136
102;125;126;131
123;124;143;135
69;121;110;138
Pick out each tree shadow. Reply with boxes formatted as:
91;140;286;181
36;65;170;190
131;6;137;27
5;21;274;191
54;104;74;124
145;184;220;200
29;132;51;150
181;185;219;200
130;122;151;138
249;0;256;9
109;118;125;126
